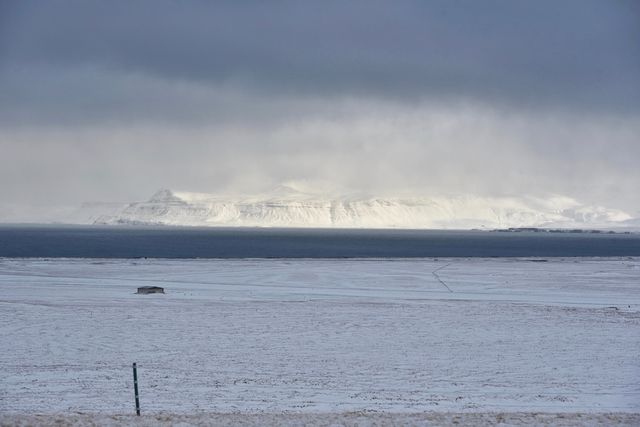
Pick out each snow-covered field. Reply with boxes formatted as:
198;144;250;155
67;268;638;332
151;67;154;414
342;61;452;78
1;257;639;424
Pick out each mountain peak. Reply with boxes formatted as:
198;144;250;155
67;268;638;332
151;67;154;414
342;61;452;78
148;189;184;203
269;184;308;196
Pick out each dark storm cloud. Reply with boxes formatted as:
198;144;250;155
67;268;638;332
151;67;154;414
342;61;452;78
1;1;639;219
1;0;639;125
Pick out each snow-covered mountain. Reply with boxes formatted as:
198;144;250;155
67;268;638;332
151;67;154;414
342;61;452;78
79;187;635;229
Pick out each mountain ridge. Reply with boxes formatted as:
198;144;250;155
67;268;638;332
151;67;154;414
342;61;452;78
77;187;635;230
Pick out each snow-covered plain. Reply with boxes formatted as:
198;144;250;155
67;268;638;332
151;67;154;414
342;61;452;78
1;258;639;422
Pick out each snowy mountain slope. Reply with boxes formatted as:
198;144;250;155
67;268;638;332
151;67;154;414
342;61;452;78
65;202;130;224
90;187;634;229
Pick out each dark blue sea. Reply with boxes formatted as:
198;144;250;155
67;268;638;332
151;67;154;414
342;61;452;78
0;225;639;258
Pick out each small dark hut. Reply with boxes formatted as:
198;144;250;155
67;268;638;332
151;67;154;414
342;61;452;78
136;286;165;295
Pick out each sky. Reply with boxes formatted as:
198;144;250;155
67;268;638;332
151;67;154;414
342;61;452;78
1;0;639;220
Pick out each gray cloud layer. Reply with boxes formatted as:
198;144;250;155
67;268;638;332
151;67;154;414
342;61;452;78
0;1;639;218
3;0;640;117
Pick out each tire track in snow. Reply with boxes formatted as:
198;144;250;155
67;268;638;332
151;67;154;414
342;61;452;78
433;263;453;292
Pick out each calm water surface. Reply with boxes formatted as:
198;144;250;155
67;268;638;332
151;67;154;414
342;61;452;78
1;225;639;258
